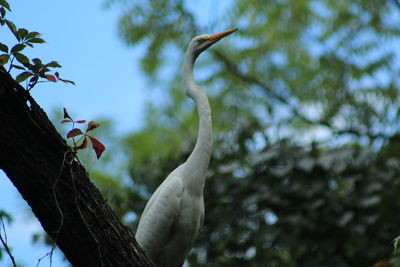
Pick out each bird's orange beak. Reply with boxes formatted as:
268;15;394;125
207;28;238;43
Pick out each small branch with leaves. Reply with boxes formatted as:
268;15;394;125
36;108;106;266
62;108;106;159
0;0;74;91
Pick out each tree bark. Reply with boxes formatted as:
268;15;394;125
0;67;154;267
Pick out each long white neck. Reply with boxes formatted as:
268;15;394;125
182;49;212;193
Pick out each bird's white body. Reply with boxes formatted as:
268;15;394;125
135;29;237;267
136;165;205;266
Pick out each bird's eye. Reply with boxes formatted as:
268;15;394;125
199;37;207;44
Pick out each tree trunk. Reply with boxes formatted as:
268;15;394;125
0;67;154;267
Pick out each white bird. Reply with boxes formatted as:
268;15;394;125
135;28;238;267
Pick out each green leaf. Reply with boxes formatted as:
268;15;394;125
45;61;62;68
0;7;5;18
32;233;41;244
15;71;33;83
0;42;8;53
17;28;28;40
13;52;29;65
0;0;11;11
26;31;41;39
27;63;40;73
28;37;45;44
5;19;18;41
40;67;50;74
10;44;26;54
32;58;43;66
0;54;9;66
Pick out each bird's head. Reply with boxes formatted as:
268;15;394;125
188;28;238;59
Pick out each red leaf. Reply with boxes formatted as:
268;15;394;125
75;137;88;150
61;119;73;124
67;128;83;138
59;78;75;85
87;121;100;132
55;71;59;78
63;108;72;120
88;136;105;159
45;74;57;82
75;120;86;124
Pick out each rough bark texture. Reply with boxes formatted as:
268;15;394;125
0;67;154;267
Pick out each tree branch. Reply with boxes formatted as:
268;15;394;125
0;67;154;267
213;50;388;140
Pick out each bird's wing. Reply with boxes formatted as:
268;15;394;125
140;168;182;219
135;176;184;257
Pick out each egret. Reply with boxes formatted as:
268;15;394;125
135;28;238;266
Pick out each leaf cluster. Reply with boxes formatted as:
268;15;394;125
0;0;74;90
126;123;400;266
61;108;106;159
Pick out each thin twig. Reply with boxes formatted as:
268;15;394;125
7;56;15;73
36;251;52;267
0;216;17;267
0;216;7;244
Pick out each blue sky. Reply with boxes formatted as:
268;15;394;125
0;1;147;266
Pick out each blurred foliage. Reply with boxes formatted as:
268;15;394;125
102;0;400;266
110;0;400;144
127;127;400;266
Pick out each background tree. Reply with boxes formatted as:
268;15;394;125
101;0;400;266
